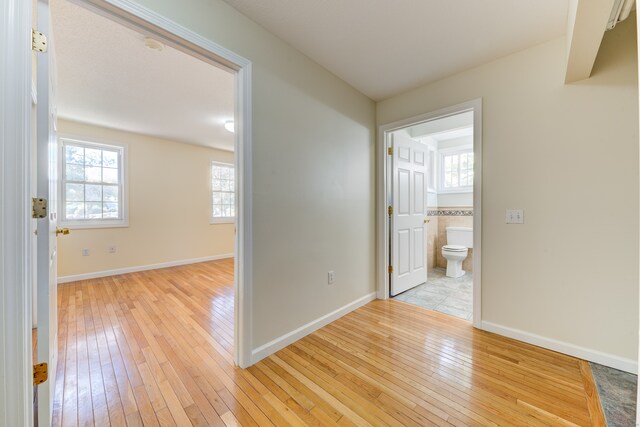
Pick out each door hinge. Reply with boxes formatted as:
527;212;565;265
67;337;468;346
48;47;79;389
32;198;48;219
32;29;47;53
33;362;48;385
388;206;393;216
387;147;393;156
388;265;393;273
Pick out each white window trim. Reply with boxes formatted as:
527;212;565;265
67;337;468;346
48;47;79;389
438;145;473;194
210;160;236;224
58;136;129;229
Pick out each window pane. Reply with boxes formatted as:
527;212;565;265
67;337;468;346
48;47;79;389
213;192;222;205
66;163;84;181
66;202;85;220
103;203;119;218
451;170;458;187
444;156;452;172
66;183;84;201
86;202;103;219
213;206;222;217
102;150;118;168
85;148;102;166
451;154;459;171
103;186;118;202
460;170;468;186
445;171;452;187
103;167;118;184
65;145;84;165
460;154;468;169
86;166;102;183
85;184;102;202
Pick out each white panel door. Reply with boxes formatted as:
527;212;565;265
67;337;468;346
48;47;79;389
36;0;59;424
390;133;427;296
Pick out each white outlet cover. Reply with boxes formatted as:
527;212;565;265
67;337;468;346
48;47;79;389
82;248;90;256
328;271;335;284
506;209;524;224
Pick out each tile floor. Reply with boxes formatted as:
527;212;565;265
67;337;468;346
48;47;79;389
591;362;637;426
393;268;473;320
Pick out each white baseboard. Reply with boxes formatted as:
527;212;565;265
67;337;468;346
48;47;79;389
481;321;638;374
57;253;234;284
251;292;377;364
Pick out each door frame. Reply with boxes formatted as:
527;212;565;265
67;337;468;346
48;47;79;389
71;0;254;368
376;99;483;328
1;0;254;421
0;0;35;424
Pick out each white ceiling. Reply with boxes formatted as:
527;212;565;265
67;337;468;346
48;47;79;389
222;0;569;101
51;0;235;151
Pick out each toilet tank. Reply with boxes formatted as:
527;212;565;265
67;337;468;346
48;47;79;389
446;227;473;248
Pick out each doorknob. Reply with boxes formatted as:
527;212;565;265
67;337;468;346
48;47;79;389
56;227;70;236
424;218;430;224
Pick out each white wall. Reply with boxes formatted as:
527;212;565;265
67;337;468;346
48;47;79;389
126;0;376;352
379;19;639;367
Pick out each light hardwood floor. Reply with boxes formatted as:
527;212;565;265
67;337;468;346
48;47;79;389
53;259;606;426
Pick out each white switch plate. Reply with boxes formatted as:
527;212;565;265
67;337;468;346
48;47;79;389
506;209;524;224
328;270;335;285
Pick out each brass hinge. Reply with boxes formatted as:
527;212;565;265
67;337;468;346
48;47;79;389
32;29;47;53
387;147;393;156
388;206;393;216
32;198;47;219
33;362;48;385
388;265;393;273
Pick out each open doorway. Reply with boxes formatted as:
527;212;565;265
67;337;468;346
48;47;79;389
29;0;252;424
377;100;482;326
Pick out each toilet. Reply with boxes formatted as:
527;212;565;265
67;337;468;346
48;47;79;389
442;226;473;278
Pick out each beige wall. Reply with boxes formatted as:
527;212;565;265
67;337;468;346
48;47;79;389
123;0;376;350
379;19;639;362
57;120;235;277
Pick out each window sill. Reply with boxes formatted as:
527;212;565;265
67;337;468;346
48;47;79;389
61;220;129;230
210;218;235;224
437;188;473;195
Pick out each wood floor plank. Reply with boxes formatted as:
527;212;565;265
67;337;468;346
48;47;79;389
54;259;606;426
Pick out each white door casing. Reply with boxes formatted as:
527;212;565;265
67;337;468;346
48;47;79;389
36;0;59;424
390;132;428;296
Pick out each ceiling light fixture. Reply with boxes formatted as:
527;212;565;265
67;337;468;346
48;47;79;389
144;37;164;51
224;120;235;133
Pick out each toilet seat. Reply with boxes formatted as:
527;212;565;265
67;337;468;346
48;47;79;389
443;245;467;252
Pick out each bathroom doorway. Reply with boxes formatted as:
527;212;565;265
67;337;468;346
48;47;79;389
377;100;482;325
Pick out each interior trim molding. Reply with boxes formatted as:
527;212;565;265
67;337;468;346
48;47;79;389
78;0;254;368
376;99;483;329
251;292;377;364
57;253;234;283
481;321;638;374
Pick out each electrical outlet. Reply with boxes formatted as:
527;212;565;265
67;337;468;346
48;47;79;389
328;270;335;285
506;209;524;224
82;248;90;256
108;246;116;254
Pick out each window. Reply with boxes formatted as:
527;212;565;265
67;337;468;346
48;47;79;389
439;148;473;192
60;138;127;228
211;161;235;223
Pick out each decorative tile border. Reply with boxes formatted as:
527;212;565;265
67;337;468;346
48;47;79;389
427;209;473;217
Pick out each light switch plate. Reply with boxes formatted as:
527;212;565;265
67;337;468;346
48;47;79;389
506;209;524;224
